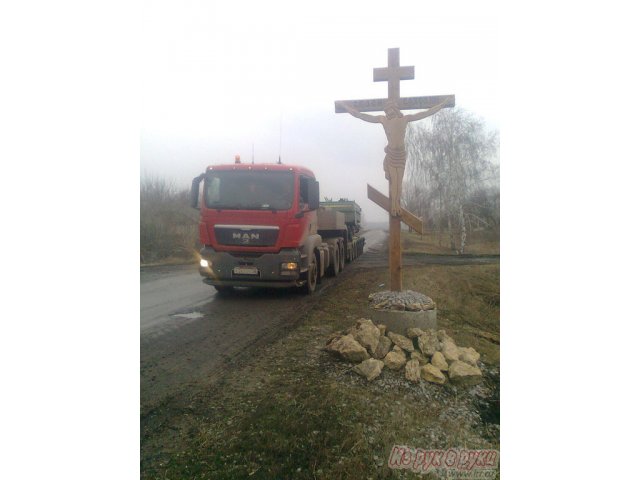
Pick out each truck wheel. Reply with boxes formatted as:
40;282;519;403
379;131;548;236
339;242;345;272
304;255;318;294
327;246;339;277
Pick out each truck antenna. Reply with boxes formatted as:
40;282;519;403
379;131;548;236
278;110;283;164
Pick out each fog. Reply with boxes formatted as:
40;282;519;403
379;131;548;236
141;1;500;223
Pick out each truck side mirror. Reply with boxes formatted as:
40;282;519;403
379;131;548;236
190;174;204;209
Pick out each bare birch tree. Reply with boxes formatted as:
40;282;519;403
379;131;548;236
403;108;499;253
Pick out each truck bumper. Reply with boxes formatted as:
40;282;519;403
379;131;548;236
198;246;303;288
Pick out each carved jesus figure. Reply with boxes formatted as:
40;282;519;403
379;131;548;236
338;97;452;216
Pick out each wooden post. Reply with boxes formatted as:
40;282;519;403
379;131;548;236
389;217;403;291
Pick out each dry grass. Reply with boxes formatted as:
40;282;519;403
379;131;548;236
402;264;500;365
140;176;200;264
402;230;500;256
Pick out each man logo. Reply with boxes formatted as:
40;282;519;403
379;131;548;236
233;232;260;244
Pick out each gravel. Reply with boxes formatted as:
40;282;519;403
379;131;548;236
368;289;436;311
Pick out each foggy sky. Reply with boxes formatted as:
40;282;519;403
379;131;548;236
141;1;500;223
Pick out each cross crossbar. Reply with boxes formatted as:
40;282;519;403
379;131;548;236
367;184;424;234
334;95;455;113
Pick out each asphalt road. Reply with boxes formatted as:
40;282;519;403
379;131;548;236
140;264;214;335
140;228;386;336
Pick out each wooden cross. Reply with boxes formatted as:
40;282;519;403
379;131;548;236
335;48;455;291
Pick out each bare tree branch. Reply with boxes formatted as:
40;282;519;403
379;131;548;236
403;108;499;252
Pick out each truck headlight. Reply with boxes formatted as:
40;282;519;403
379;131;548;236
280;262;298;271
200;258;210;268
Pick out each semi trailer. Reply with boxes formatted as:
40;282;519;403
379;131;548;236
190;160;365;294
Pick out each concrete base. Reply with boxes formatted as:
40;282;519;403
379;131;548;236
369;308;437;335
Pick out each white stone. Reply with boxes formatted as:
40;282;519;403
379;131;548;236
387;332;415;352
437;329;454;343
448;360;483;385
417;330;440;356
406;327;425;339
458;347;480;365
430;351;449;371
355;318;376;328
353;322;380;355
354;358;384;381
405;359;421;383
373;336;393;360
383;349;407;370
420;364;446;384
441;339;460;362
410;351;429;365
325;334;370;363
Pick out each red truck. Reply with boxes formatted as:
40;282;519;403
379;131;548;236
190;160;365;294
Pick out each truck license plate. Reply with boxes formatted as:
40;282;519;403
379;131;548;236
233;266;259;275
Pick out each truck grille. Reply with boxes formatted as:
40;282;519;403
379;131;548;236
214;225;279;247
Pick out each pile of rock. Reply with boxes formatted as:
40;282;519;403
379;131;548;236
324;318;482;385
369;290;436;312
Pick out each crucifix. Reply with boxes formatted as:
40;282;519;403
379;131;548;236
335;48;455;291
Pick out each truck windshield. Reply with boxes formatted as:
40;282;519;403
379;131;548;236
204;170;294;211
